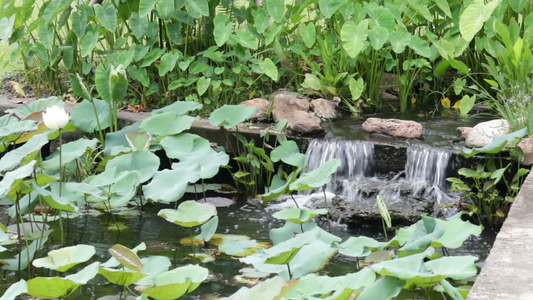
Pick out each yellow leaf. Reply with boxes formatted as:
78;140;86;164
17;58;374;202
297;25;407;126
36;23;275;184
441;97;451;108
411;97;417;104
9;81;26;98
452;99;461;109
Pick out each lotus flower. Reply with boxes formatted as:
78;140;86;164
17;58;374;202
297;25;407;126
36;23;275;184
42;106;69;130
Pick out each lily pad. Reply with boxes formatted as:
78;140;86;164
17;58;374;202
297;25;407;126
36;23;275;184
272;208;327;224
138;264;209;300
143;163;201;203
32;244;95;272
210;234;267;257
158;200;217;227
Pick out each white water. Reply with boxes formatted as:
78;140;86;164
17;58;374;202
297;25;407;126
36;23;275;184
296;139;459;217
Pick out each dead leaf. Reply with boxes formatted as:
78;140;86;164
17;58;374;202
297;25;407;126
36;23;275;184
9;81;26;98
441;97;451;108
127;103;145;113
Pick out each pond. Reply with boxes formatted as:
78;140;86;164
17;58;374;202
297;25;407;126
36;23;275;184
0;195;496;299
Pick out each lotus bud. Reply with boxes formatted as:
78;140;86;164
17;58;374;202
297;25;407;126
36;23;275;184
42;106;70;130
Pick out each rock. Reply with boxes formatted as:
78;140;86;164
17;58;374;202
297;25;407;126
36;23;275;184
457;127;472;139
272;93;323;134
465;119;512;148
380;72;400;93
362;117;423;139
240;98;271;120
518;138;533;166
287;111;324;134
310;98;340;119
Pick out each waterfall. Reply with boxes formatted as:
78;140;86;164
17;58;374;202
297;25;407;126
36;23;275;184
295;139;459;218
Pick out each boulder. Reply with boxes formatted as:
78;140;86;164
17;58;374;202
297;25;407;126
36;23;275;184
457;127;472;139
287;111;324;134
465;119;512;148
362;117;423;139
310;98;340;119
518;137;533;166
272;93;323;134
240;98;271;120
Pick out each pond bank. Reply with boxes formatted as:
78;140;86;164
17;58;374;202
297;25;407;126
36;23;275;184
468;171;533;299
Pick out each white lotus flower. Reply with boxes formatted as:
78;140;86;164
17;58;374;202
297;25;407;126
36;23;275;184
42;106;70;130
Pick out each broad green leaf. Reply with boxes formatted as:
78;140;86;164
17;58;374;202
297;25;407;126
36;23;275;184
235;29;258;50
341;19;368;58
357;276;405;300
42;138;98;169
27;262;99;299
0;161;36;198
371;7;395;30
101;243;146;269
32;183;80;213
130;13;149;39
125;131;151;151
266;0;286;22
509;0;527;13
33;245;95;272
98;267;147;286
140;265;209;299
151;101;203;115
319;0;349;18
0;279;27;300
95;64;111;102
80;31;98;58
389;30;411;53
142;164;201;203
272;208;327;224
459;0;501;42
139;0;157;17
450;59;470;75
106;150;159;183
185;0;209;16
407;0;432;21
159;52;179;76
71;10;87;38
38;23;53;50
259;58;278;81
369;26;389;50
2;234;49;271
157;0;175;20
289;159;341;191
299;23;316;48
210;234;262;256
158;200;217;227
270;141;305;167
109;244;144;272
5;96;63;119
462;127;527;157
408;36;431;58
262;173;298;203
0;15;15;42
209;105;257;128
110;64;128;103
349;77;365;100
0;132;48;172
197;77;211;96
227;276;287;300
213;13;232;47
94;3;117;32
339;236;379;257
435;0;452;18
265;247;302;265
69;74;92;100
196;216;218;242
304;74;322;90
139;112;195;137
459;95;476;116
141;48;166;67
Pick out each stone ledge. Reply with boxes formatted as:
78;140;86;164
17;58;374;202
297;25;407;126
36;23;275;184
468;171;533;299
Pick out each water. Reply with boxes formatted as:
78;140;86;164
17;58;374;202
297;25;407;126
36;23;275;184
299;139;461;218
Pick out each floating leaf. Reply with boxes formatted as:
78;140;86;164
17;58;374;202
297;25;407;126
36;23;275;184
109;244;144;272
33;245;95;272
158;200;217;227
210;234;266;256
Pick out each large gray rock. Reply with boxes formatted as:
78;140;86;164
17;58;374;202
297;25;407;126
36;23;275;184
518;137;533;166
240;98;271;120
362;117;423;139
310;98;340;119
272;93;323;134
465;119;512;148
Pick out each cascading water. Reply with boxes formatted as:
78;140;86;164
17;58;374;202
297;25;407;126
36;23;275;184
289;139;460;219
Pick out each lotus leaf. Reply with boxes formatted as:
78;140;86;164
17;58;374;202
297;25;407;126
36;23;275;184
0;160;36;199
98;267;147;286
0;279;27;300
269;220;317;245
339;236;380;258
102;242;146;269
143;163;201;203
151;101;203;115
139;264;209;300
135;256;172;286
33;244;95;272
32;183;79;213
196;216;218;242
106;150;159;183
208;104;257;128
270;141;306;167
2;234;49;271
289;159;341;191
27;262;99;299
41;138;98;169
104;121;141;156
125;131;151;151
261;172;298;203
210;234;267;256
227;276;287;300
139;111;195;137
5;96;63;119
0;132;48;172
70;98;111;133
272;208;327;224
357;276;405;300
158;200;217;227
